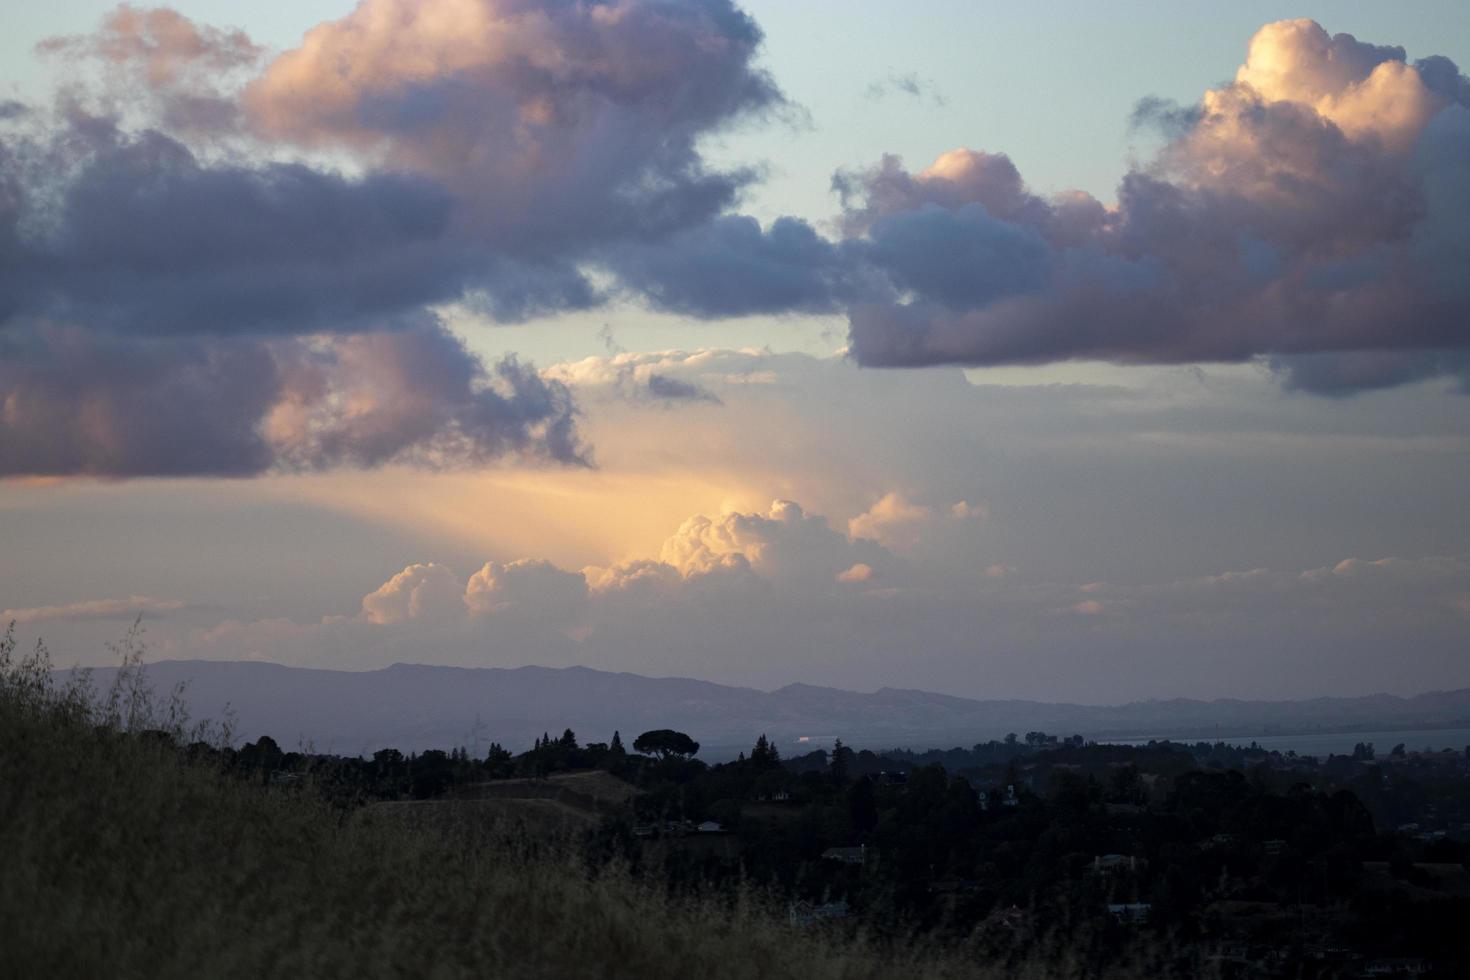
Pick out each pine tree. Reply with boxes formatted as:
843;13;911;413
751;734;779;768
830;738;851;786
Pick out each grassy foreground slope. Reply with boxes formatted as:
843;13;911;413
0;636;1184;979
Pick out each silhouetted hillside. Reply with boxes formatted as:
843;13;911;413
62;660;1470;756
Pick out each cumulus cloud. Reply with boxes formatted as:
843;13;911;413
656;499;888;588
185;492;1470;700
1;595;183;625
1;0;787;479
4;116;467;339
361;563;464;625
848;492;932;551
243;0;781;254
39;5;262;133
605;215;857;317
609;20;1470;395
465;559;588;622
0;316;586;477
834;20;1470;392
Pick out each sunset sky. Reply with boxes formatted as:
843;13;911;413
2;1;1468;703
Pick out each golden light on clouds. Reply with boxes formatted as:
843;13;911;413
257;466;771;570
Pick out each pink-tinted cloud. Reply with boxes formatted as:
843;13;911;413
361;563;463;625
607;19;1470;395
39;5;261;132
244;0;780;253
0;1;782;479
837;20;1470;392
0;317;586;477
2;595;183;625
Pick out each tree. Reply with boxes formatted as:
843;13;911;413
1351;741;1375;761
633;729;700;760
484;742;513;777
830;739;852;786
610;731;625;756
849;776;878;833
750;734;781;768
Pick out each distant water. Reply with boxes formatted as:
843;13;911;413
1101;728;1470;758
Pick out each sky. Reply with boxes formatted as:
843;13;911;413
1;1;1468;703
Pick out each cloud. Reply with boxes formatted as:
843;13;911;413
361;563;463;624
0;316;587;477
1;595;183;625
39;5;262;133
465;559;588;622
4;115;471;339
2;0;789;480
544;350;731;408
848;492;932;551
658;499;886;587
833;20;1470;392
864;72;946;106
646;373;722;404
181;489;1470;700
604;20;1470;396
243;0;782;255
604;215;856;317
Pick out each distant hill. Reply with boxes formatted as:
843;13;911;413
61;660;1470;759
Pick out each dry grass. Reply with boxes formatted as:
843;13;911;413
0;628;1211;979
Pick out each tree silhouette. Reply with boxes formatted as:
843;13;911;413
633;729;700;760
849;776;878;832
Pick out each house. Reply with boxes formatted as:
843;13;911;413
788;900;849;926
1091;854;1138;874
1002;784;1019;807
821;845;866;865
928;877;981;895
1363;958;1428;976
1107;903;1151;925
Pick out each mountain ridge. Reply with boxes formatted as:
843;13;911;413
61;659;1470;759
